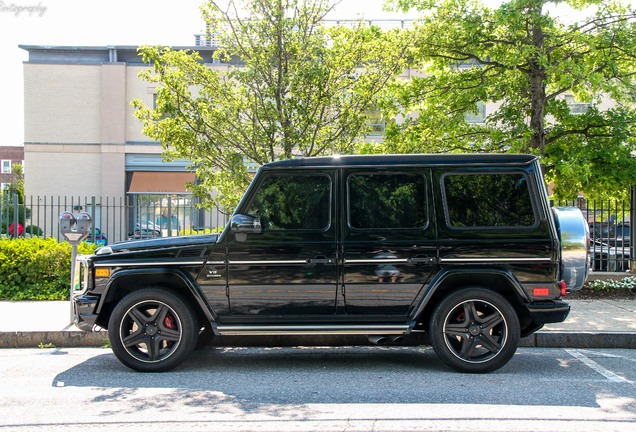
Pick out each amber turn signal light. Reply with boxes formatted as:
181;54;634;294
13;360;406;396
95;268;110;278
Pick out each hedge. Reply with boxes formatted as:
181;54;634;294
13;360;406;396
0;238;96;300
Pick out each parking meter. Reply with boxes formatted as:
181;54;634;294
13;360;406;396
60;211;92;323
59;212;76;234
75;212;92;236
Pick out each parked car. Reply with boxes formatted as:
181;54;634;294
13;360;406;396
588;220;631;271
128;228;161;240
129;220;161;240
614;223;630;248
71;154;588;373
85;228;107;246
590;240;630;272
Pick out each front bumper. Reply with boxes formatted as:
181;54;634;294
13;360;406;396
527;300;570;324
72;294;100;331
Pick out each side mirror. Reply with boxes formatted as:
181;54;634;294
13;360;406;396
230;214;262;234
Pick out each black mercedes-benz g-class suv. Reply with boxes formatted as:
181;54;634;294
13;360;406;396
72;154;589;373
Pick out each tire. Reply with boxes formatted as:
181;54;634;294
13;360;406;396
429;287;520;373
108;287;197;372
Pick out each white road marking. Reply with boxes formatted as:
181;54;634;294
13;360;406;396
566;349;634;384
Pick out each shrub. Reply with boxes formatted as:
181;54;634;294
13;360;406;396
587;276;635;291
0;238;96;300
24;225;44;237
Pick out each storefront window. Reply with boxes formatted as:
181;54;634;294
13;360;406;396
128;194;196;238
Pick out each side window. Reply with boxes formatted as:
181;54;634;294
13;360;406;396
245;174;331;231
348;173;427;230
443;173;536;228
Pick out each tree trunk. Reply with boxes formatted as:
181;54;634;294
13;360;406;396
528;1;547;156
529;69;546;156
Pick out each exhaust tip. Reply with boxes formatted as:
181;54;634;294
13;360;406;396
391;335;405;344
368;335;390;345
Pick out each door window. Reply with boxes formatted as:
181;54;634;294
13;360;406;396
245;174;331;231
348;173;427;230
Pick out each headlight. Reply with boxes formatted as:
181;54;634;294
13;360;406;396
73;256;90;294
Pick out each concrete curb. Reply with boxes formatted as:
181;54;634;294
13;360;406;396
1;330;634;349
521;331;636;349
0;331;108;348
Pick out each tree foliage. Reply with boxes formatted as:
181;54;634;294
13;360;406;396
133;0;409;212
372;0;636;199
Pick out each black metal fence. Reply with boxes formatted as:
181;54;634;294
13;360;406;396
1;192;633;272
0;194;228;245
552;196;633;273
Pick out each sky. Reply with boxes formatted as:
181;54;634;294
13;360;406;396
0;0;632;148
0;0;413;148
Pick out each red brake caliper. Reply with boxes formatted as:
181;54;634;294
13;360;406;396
164;315;176;329
163;314;177;348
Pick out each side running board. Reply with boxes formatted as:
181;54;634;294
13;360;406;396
215;324;411;336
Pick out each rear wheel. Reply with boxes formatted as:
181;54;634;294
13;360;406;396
429;287;520;373
108;288;197;372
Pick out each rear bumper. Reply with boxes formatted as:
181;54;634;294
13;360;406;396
527;300;570;324
72;294;100;331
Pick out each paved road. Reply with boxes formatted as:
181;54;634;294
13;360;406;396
0;346;634;431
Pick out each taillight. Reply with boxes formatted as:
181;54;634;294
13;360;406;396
559;281;566;296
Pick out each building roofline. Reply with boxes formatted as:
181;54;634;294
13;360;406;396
18;44;216;52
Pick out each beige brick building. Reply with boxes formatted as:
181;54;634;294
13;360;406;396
20;45;223;241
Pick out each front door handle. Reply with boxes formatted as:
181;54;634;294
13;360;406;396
410;255;433;264
311;256;334;265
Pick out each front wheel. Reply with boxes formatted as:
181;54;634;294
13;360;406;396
108;288;197;372
429;287;520;373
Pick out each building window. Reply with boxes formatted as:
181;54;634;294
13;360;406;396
1;160;11;174
365;107;386;135
464;101;486;123
565;95;590;114
1;183;9;192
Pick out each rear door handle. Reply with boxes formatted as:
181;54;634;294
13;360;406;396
311;256;334;265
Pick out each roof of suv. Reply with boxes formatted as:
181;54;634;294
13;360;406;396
264;153;539;169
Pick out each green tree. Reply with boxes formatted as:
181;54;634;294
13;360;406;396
8;163;25;204
133;0;409;212
373;0;636;199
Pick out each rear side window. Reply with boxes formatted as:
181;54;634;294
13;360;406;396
246;174;331;231
443;173;536;228
348;173;427;230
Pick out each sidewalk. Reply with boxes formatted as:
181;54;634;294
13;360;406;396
0;299;634;348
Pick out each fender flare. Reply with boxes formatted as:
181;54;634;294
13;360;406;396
98;267;217;323
408;266;530;322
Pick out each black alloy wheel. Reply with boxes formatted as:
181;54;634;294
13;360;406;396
429;287;520;373
108;288;197;372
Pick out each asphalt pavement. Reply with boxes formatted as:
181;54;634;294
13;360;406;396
0;297;634;349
